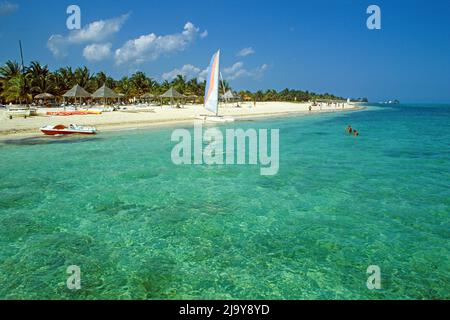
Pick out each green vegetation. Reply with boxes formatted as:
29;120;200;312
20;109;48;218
0;60;358;104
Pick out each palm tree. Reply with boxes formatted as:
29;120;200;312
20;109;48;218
147;77;159;94
255;90;264;102
116;76;131;98
52;67;76;96
264;89;278;101
0;60;22;103
185;78;198;96
74;67;91;88
0;60;21;81
171;75;186;94
130;71;150;96
160;80;171;94
26;61;54;95
105;77;117;89
220;79;231;93
31;74;54;95
91;71;107;90
1;75;31;103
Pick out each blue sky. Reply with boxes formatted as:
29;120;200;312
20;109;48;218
0;0;449;102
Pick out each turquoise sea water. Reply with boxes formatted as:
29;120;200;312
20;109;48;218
0;104;449;300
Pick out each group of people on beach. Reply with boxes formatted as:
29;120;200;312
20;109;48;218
346;125;359;137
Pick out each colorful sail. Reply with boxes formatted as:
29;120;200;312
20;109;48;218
204;50;220;115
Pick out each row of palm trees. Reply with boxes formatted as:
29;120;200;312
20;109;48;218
0;60;350;104
0;61;212;104
238;89;352;103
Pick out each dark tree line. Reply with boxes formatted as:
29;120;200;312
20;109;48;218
0;60;363;104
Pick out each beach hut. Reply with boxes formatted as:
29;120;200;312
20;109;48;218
160;87;185;107
34;93;55;107
141;93;155;99
220;90;235;102
220;90;242;107
63;84;91;106
141;93;155;104
223;90;234;99
34;93;54;100
92;84;120;105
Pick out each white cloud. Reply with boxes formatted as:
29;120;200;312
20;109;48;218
47;35;67;57
162;61;268;83
83;43;112;61
0;1;18;16
224;62;244;75
223;62;268;80
115;22;207;65
162;64;209;82
251;64;269;79
162;64;200;81
69;14;129;43
47;13;129;57
236;47;255;57
198;68;209;81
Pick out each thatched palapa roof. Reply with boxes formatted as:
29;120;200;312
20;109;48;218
63;85;91;98
141;93;155;99
160;88;184;98
91;85;120;99
34;93;54;99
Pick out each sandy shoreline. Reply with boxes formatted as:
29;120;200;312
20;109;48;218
0;102;362;140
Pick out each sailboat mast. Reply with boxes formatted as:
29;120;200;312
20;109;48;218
216;51;221;116
19;40;25;73
19;40;25;105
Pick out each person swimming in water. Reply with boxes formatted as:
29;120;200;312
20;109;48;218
353;130;359;137
346;125;353;134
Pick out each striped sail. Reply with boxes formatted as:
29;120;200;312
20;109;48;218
204;50;220;115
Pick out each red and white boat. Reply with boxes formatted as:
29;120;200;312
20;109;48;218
40;124;97;136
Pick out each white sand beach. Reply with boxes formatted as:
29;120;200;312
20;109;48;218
0;102;361;139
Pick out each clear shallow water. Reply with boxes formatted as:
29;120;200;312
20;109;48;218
0;104;449;300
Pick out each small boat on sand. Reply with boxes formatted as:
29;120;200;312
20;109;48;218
40;124;97;136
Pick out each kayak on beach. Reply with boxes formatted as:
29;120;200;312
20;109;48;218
46;110;102;116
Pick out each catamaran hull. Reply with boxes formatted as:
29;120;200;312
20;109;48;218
196;115;235;123
206;116;235;123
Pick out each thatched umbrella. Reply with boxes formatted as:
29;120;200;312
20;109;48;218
34;93;54;100
141;93;155;103
141;93;155;99
160;88;185;107
63;84;91;106
92;84;120;105
34;93;55;106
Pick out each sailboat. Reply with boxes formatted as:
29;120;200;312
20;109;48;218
196;50;235;123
